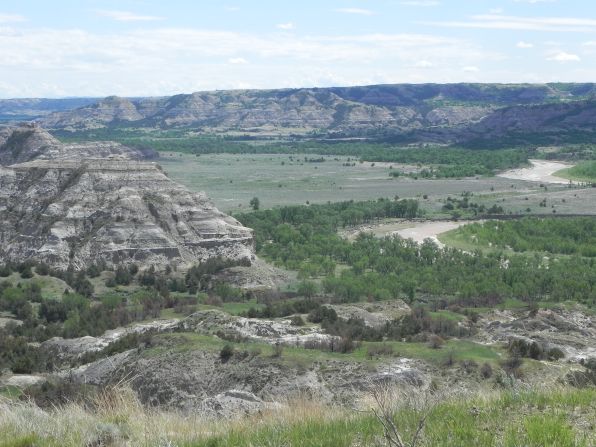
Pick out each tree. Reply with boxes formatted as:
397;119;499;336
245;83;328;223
297;280;318;299
249;197;260;211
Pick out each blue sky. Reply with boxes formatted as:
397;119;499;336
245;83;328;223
1;0;595;97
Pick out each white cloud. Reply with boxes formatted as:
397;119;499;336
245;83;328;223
228;57;248;64
96;10;164;22
463;66;480;72
489;8;504;14
400;1;440;6
276;22;295;30
517;41;534;48
0;26;546;97
335;8;375;16
514;0;556;3
582;41;596;46
0;13;25;23
225;6;240;12
547;51;580;62
422;14;596;32
414;60;434;68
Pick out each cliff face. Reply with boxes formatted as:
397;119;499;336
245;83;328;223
0;127;254;270
0;160;253;270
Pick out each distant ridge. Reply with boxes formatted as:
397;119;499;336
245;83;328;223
27;83;596;146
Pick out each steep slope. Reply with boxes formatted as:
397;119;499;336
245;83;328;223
40;96;145;130
0;125;253;270
0;159;253;270
0;124;156;165
456;100;596;147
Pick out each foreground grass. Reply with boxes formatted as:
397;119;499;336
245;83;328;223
0;386;594;446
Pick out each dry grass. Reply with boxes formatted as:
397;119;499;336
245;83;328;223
0;386;350;447
0;384;594;446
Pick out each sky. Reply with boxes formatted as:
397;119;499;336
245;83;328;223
1;0;595;98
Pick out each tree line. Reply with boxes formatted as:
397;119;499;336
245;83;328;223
237;201;596;308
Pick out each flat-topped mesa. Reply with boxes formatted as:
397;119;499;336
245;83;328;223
0;151;254;271
0;124;157;166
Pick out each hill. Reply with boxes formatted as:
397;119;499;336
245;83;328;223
0;125;253;270
32;83;596;146
0;124;158;164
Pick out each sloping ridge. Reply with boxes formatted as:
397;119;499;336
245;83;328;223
0;123;158;164
37;83;596;135
0;126;254;270
454;100;596;147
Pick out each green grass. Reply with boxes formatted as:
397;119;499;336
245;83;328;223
157;152;534;213
556;161;596;182
429;310;466;322
440;217;596;258
0;386;23;399
1;272;70;300
218;300;266;316
146;332;501;368
3;386;593;446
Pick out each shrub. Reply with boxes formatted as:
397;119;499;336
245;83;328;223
205;295;223;307
443;350;455;367
87;264;101;278
19;265;34;279
366;344;394;359
35;263;50;276
307;306;337;324
272;343;283;358
460;359;478;374
547;347;565;361
501;354;523;378
290;315;305;326
427;334;445;349
114;266;132;285
219;344;234;362
480;362;493;379
337;336;357;354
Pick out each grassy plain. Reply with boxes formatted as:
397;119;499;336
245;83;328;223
158;152;534;212
158;152;596;218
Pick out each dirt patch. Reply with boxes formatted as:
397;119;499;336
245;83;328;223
394;221;469;247
498;160;574;184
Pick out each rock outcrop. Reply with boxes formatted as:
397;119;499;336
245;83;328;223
36;309;429;415
0;124;156;165
0;125;254;270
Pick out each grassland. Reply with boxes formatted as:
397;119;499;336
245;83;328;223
439;217;596;257
1;272;70;300
556;160;596;182
1;386;593;446
145;331;502;369
158;152;596;219
158;152;534;212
